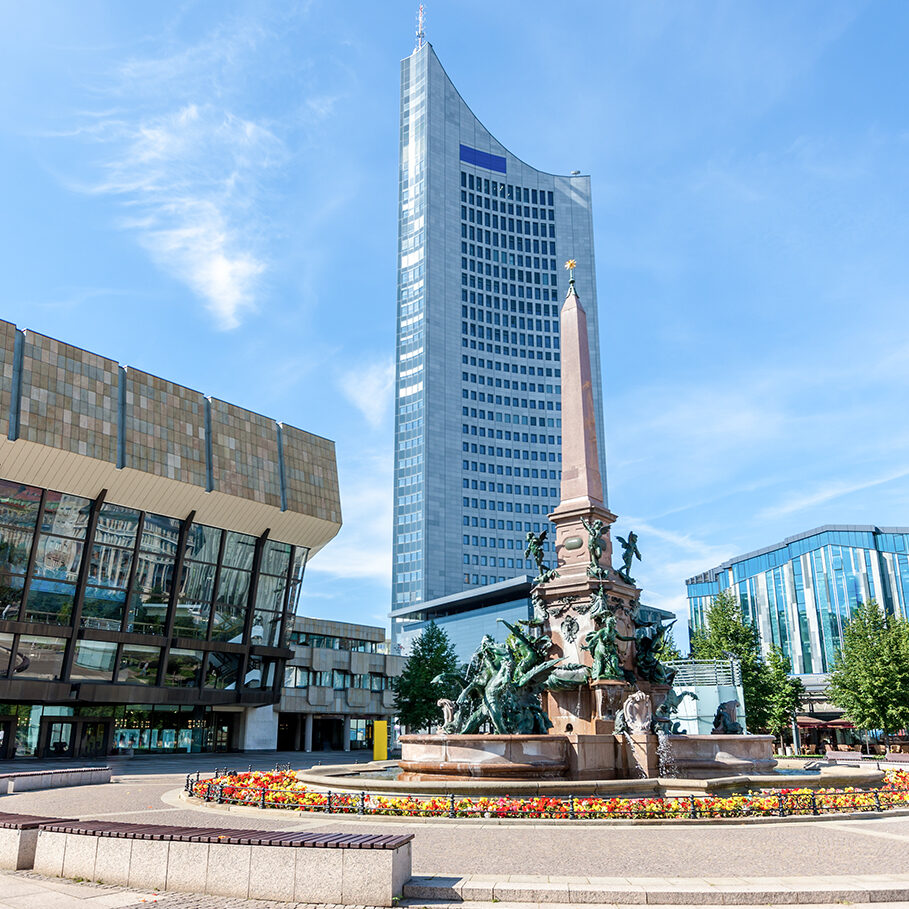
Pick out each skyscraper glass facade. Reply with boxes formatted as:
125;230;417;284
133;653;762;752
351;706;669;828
687;525;909;675
392;43;607;614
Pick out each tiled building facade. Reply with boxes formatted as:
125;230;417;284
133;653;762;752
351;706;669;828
0;321;341;759
687;525;909;676
279;617;404;752
391;43;608;624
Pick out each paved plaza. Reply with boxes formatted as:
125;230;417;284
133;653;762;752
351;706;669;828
1;754;909;908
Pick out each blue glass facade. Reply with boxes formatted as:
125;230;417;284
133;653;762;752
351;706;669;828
687;525;909;674
392;43;606;619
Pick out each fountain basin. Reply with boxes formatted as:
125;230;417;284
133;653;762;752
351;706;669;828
399;734;569;780
667;734;777;778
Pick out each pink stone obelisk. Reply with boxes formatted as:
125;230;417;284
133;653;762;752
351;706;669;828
538;264;640;746
547;268;617;582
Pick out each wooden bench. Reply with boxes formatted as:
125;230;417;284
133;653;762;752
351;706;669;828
0;812;74;870
1;766;112;793
34;820;413;905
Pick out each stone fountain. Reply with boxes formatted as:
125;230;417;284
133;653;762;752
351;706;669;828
399;267;776;783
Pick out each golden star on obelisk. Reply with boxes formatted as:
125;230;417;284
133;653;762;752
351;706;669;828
564;259;577;282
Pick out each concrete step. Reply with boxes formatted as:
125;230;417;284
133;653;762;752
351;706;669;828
403;873;909;905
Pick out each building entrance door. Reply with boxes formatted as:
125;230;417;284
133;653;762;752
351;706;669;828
43;720;75;758
78;721;110;758
40;718;113;759
0;716;15;759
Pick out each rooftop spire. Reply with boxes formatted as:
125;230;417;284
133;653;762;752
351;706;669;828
415;4;426;50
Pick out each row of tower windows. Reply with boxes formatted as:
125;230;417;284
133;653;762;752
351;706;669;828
461;355;560;378
462;202;555;226
463;497;550;515
461;171;554;208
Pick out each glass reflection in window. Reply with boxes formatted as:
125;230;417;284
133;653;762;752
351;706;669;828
0;479;41;528
261;540;291;576
94;503;139;549
71;640;117;681
211;602;245;643
249;611;281;647
33;535;83;582
0;524;33;573
222;531;255;571
140;514;181;556
15;635;66;679
41;493;91;537
215;567;249;608
88;543;133;588
24;580;76;625
0;574;25;619
81;587;125;630
255;573;285;612
117;644;160;684
165;648;203;687
184;523;221;563
205;652;240;689
0;632;13;675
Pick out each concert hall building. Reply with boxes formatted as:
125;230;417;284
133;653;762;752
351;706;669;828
0;320;341;759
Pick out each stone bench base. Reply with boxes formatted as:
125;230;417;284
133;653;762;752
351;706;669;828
2;767;112;793
0;814;73;870
0;827;39;870
33;827;411;906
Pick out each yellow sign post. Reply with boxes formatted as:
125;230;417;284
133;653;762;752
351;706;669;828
372;720;388;762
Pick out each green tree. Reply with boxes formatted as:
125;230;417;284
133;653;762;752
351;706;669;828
392;622;460;732
690;589;772;730
828;600;909;743
764;646;806;748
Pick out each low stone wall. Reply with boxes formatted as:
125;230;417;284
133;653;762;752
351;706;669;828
0;813;73;870
399;734;569;780
2;767;112;793
32;821;412;906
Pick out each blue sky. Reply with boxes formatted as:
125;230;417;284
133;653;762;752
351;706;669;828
1;1;907;644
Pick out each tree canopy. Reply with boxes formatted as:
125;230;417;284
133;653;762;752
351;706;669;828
828;600;909;739
764;646;805;745
689;589;772;730
392;622;461;732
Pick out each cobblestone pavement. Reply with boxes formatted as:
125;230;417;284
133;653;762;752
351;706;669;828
0;870;383;909
3;763;909;878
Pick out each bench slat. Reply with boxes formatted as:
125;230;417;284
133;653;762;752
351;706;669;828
36;819;413;848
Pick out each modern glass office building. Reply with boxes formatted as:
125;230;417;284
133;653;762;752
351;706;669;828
0;320;341;759
392;41;607;620
687;525;909;675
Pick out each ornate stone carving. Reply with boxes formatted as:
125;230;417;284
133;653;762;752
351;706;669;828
618;690;653;734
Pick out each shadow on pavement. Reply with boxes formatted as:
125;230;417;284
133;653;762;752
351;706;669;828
0;749;371;778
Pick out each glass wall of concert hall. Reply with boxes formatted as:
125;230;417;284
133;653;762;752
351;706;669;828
0;477;308;757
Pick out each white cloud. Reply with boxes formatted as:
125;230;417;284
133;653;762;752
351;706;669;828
79;102;281;329
757;467;909;521
57;11;346;330
338;358;395;429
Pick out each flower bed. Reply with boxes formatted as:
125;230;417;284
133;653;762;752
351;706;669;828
187;769;909;821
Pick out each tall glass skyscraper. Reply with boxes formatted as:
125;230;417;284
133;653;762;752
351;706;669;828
392;42;607;613
687;525;909;676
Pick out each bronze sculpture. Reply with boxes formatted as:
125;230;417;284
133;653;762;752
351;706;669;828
616;530;641;584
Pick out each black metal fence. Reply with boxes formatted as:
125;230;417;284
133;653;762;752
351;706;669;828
183;767;909;821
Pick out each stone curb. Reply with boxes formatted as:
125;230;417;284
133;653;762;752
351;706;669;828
174;789;909;828
403;874;909;905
